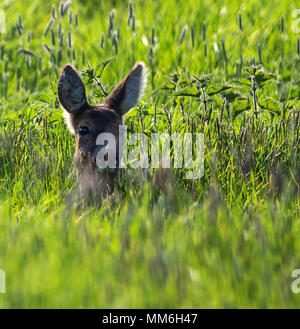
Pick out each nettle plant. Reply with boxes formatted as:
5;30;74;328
161;71;232;122
236;65;279;119
81;58;113;99
162;65;281;121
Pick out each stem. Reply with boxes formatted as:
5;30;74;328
180;100;185;124
202;87;208;113
251;75;258;119
93;76;108;96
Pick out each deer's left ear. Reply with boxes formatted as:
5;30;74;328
104;62;147;116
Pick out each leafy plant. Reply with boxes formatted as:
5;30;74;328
237;65;277;118
81;58;113;97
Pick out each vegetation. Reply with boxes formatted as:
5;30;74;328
0;0;299;308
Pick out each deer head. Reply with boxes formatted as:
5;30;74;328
57;62;147;198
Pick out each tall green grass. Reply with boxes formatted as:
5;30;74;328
0;0;299;308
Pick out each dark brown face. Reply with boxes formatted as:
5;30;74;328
72;105;122;165
70;105;122;197
57;62;147;198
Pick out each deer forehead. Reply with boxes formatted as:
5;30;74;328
73;106;122;133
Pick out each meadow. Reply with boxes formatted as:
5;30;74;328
0;0;299;308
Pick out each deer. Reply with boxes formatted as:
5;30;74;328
57;62;147;199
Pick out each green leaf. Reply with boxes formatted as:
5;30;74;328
173;87;200;97
232;98;251;119
192;74;212;88
81;58;113;83
206;84;232;96
244;64;262;76
235;78;251;87
258;96;281;115
95;58;113;78
124;108;139;118
160;83;176;90
222;91;247;102
255;71;276;87
242;65;276;87
179;79;195;88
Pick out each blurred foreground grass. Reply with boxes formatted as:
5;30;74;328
0;0;299;308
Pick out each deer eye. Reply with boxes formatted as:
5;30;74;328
78;126;90;136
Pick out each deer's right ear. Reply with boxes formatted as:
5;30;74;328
104;62;147;116
57;65;88;114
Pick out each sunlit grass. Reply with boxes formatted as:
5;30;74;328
0;0;299;308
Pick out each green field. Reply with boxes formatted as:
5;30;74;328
0;0;299;308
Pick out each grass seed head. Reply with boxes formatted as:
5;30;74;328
60;0;71;17
281;16;284;34
179;25;188;45
69;8;73;25
68;30;72;48
202;21;206;41
238;12;243;32
52;4;56;19
44;17;54;37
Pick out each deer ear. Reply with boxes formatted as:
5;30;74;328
104;62;147;115
57;64;88;113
